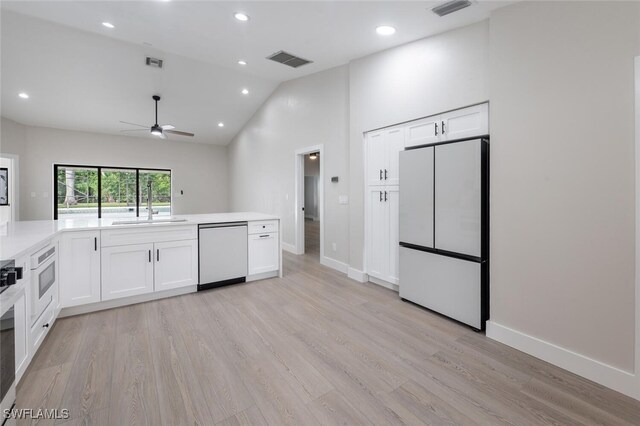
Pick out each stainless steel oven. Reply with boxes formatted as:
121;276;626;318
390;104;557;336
30;244;57;325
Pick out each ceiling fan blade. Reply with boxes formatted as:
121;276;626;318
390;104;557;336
120;129;149;132
120;121;148;128
161;124;175;130
165;129;194;137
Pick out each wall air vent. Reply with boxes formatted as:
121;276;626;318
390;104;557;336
266;51;313;68
145;57;164;68
431;0;473;17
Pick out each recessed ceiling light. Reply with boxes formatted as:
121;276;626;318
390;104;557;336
241;89;249;95
376;25;396;36
102;22;115;29
234;12;249;22
218;122;224;127
18;92;29;99
238;60;247;66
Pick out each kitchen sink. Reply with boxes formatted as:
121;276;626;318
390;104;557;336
111;218;188;225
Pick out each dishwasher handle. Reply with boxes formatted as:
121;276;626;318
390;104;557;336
199;222;248;230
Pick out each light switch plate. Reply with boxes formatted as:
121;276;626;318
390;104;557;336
338;195;349;205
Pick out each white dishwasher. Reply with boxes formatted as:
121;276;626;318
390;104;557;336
198;222;248;290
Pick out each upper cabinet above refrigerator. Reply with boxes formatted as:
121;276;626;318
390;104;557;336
405;103;489;148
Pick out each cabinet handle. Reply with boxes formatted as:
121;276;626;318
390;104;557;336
384;191;388;202
384;169;388;180
435;122;439;136
442;121;446;134
379;191;383;202
157;249;160;262
379;169;383;180
94;237;97;251
148;250;151;263
43;323;49;328
259;234;270;238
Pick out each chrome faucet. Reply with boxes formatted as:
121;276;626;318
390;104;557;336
147;179;153;220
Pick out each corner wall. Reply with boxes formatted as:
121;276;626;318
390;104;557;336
227;66;350;266
488;0;640;388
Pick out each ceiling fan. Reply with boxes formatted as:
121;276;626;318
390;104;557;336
120;95;194;139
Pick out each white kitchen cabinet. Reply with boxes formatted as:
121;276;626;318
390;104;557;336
248;232;278;275
366;127;404;186
154;239;198;291
13;254;30;380
59;230;101;307
367;186;399;285
101;243;154;301
404;103;489;148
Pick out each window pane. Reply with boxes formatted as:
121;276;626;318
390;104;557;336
101;169;137;218
56;166;99;219
139;170;171;217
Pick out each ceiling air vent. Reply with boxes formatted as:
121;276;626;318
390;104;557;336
431;0;473;17
267;51;313;68
145;57;164;69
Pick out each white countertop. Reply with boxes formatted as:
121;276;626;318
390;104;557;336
0;212;279;260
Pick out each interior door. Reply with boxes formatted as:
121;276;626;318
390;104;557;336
367;186;388;280
435;139;482;257
385;128;405;186
399;147;434;248
366;131;387;186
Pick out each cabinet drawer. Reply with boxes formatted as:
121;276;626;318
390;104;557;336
248;221;278;235
102;225;197;247
31;303;55;352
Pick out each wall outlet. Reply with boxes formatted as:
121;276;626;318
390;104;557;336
332;242;337;252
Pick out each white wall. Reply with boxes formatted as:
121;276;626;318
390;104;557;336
489;1;640;374
348;21;490;271
228;66;350;264
0;117;228;220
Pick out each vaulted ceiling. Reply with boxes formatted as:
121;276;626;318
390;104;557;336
1;1;511;145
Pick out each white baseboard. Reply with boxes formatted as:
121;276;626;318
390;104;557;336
369;276;399;292
486;321;639;400
348;267;368;283
281;242;297;254
320;256;349;273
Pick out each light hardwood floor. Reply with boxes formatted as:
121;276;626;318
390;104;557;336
17;252;640;425
304;218;320;258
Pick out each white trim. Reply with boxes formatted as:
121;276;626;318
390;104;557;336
369;276;399;292
634;55;640;397
487;321;638;399
0;153;19;221
294;144;324;258
281;241;298;254
246;270;279;282
347;267;368;283
320;255;349;273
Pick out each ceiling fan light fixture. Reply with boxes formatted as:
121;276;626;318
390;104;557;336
150;125;163;136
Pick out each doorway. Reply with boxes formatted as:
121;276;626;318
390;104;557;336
295;145;324;258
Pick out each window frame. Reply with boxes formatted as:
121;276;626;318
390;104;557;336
53;164;172;220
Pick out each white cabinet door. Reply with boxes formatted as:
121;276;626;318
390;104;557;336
367;187;389;281
405;115;441;148
435;139;482;257
59;231;101;307
154;240;198;291
101;243;154;301
386;186;400;285
366;131;387;186
399;147;434;248
385;128;405;186
248;233;279;275
440;103;489;141
14;291;28;379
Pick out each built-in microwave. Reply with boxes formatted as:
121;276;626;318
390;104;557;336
30;244;57;325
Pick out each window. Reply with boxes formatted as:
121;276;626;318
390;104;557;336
54;164;171;220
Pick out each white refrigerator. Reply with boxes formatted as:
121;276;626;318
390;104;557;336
399;137;489;330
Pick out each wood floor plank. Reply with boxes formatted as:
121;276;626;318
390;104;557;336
57;408;110;426
305;390;374;426
57;310;116;422
27;317;84;372
17;363;72;426
216;406;269;426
